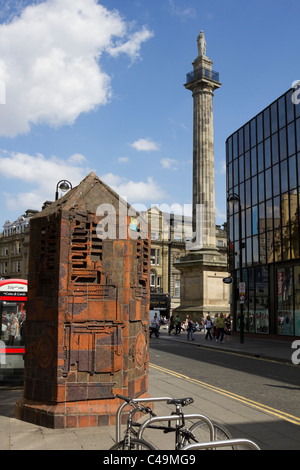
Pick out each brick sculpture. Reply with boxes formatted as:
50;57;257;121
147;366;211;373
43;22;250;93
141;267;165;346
15;172;150;428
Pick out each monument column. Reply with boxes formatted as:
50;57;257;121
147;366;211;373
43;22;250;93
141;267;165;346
174;31;230;321
185;31;221;251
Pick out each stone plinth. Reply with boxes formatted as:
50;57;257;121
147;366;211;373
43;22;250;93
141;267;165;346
15;172;150;428
174;250;230;321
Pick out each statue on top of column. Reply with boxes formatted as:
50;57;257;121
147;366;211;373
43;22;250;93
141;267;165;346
197;30;206;57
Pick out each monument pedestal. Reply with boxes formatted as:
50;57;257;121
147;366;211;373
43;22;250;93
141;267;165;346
174;248;230;321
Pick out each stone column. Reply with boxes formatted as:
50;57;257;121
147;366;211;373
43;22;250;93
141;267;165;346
185;32;221;252
173;31;230;321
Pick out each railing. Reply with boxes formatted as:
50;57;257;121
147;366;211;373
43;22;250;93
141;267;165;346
186;67;220;84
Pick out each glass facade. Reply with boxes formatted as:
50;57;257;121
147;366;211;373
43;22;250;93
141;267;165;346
227;88;300;337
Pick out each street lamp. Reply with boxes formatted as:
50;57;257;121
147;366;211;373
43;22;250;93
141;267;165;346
55;180;72;201
227;193;244;344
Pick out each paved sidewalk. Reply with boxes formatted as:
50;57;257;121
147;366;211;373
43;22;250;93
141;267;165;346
158;328;296;364
0;333;299;451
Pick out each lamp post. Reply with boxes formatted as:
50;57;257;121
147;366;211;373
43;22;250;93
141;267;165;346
55;180;72;201
227;193;244;344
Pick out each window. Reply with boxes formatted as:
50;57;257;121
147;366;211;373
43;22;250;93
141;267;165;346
271;102;278;134
251;119;256;147
280;160;288;194
251;147;257;176
264;138;271;168
288;122;296;156
279;128;287;160
272;133;279;164
278;96;286;129
296;118;300;152
289;155;297;190
263;108;270;139
238;128;244;155
286;89;295;124
277;267;294;335
257;143;264;172
227;137;233;163
244;123;250;151
150;270;156;288
174;279;180;297
265;168;272;200
257;113;263;143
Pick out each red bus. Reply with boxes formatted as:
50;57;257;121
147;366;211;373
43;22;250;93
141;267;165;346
0;279;27;382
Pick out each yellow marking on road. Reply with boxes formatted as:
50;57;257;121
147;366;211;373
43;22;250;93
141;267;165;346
150;363;300;426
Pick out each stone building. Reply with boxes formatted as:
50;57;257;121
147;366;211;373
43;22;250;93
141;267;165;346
142;206;228;316
0;210;38;279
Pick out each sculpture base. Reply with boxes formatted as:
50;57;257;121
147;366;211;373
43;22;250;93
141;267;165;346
173;249;230;321
15;392;152;429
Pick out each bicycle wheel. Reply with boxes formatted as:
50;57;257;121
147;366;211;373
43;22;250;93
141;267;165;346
110;438;155;450
182;420;235;450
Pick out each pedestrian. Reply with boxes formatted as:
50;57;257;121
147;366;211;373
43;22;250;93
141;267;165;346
150;313;160;338
216;312;225;342
212;314;218;338
175;314;181;335
205;315;213;340
186;315;195;341
200;316;205;333
168;316;175;335
224;315;231;341
8;316;19;346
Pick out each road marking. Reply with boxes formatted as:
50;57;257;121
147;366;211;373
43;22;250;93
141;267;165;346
150;363;300;426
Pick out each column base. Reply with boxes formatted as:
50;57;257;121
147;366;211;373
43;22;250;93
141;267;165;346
15;392;152;429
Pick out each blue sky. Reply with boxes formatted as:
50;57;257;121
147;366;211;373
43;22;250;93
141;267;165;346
0;0;299;229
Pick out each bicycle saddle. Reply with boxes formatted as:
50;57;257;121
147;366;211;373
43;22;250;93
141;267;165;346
167;397;194;407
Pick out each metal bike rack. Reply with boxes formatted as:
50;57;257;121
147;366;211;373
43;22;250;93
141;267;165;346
137;414;215;442
181;438;261;450
116;396;173;442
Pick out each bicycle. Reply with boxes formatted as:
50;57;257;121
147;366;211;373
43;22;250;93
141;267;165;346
110;394;234;450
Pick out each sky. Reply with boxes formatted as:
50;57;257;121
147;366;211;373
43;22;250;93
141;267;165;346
0;0;299;230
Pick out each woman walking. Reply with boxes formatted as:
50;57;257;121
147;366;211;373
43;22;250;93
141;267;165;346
205;315;213;340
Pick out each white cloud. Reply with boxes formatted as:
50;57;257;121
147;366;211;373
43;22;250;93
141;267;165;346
68;153;88;164
118;156;129;163
106;26;154;61
130;138;160;152
101;173;166;203
0;150;90;211
160;158;179;170
216;160;226;174
168;0;197;19
0;0;153;137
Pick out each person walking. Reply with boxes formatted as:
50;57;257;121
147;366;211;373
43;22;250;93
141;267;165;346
168;316;175;335
224;315;231;341
205;315;213;340
175;314;181;335
216;312;225;342
8;316;19;346
186;315;195;341
150;313;160;338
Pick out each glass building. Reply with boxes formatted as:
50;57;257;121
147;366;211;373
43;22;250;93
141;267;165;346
226;87;300;338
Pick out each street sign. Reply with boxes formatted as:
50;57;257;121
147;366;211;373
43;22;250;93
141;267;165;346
222;277;232;284
239;282;246;304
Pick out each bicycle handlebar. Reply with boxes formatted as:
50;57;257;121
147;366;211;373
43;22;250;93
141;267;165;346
115;394;156;416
